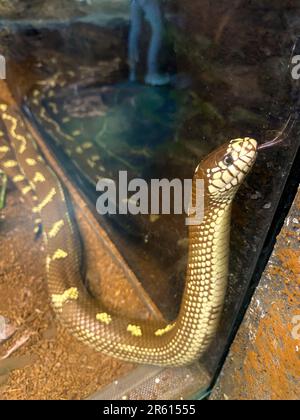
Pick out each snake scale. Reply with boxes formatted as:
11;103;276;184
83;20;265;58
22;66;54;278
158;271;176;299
0;94;258;366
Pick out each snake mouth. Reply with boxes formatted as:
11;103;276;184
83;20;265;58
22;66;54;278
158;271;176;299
242;138;258;158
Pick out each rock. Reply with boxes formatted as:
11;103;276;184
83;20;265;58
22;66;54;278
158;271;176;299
0;316;17;344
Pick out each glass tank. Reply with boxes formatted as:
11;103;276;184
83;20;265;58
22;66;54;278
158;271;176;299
0;0;299;400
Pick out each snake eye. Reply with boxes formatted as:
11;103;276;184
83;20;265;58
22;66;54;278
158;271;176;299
224;154;234;166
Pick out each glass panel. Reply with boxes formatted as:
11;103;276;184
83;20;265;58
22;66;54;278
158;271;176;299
1;0;299;399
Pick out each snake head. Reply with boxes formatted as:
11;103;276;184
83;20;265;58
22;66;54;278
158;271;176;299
195;137;258;200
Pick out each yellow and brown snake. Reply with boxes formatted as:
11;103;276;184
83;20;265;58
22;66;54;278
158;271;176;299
0;99;258;367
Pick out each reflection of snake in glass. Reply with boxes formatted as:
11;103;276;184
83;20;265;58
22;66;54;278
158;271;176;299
63;94;109;119
0;78;258;366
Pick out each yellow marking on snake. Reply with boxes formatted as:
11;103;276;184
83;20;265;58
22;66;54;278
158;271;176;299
0;146;9;154
48;220;64;239
35;188;56;212
76;147;83;154
3;160;18;168
13;174;25;182
155;323;176;337
52;287;79;311
82;142;93;150
26;158;37;166
87;159;96;169
33;172;46;183
96;313;112;325
19;144;27;154
2;112;27;154
72;130;81;137
46;255;52;273
39;107;74;142
127;325;142;337
49;102;58;114
52;249;68;260
91;155;100;162
21;186;32;195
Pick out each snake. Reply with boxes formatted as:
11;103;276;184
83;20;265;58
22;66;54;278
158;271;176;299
27;75;116;187
0;96;258;367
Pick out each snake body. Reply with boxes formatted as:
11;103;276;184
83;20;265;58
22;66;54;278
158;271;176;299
0;101;257;367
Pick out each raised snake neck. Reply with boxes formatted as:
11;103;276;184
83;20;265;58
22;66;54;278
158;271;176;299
0;101;257;367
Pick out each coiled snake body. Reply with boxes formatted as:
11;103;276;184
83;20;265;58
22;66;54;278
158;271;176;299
0;103;257;367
